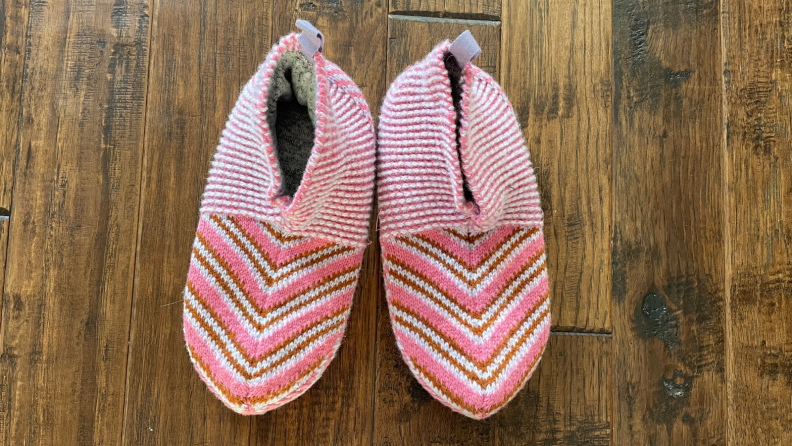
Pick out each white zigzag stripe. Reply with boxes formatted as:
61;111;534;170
253;220;308;249
386;255;547;341
189;347;331;412
186;298;348;385
392;299;550;392
393;227;542;294
248;354;334;411
205;216;351;290
399;226;535;278
192;236;352;319
393;300;550;391
185;267;357;339
188;350;245;411
190;252;265;337
441;228;501;249
404;344;546;419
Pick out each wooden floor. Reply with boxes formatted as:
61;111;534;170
0;0;789;444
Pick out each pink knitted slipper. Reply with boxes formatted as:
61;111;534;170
183;22;375;415
377;32;549;419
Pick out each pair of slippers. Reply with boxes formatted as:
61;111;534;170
183;21;550;420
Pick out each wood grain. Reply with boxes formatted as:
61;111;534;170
722;0;792;443
0;0;27;208
501;0;612;333
390;0;501;19
386;16;501;83
611;0;726;444
0;0;150;444
374;334;611;445
271;1;389;118
373;16;501;443
2;0;792;443
0;0;26;398
374;18;609;445
250;3;388;445
0;0;28;320
119;0;270;444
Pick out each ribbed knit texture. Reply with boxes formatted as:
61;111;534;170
201;34;375;248
378;41;549;419
184;33;375;415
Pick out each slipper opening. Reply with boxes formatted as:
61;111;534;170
266;51;317;198
444;53;475;204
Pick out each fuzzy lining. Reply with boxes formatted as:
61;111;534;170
266;51;317;198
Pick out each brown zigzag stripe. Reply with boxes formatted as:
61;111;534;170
391;298;550;386
220;214;350;265
191;242;358;328
387;250;546;336
186;265;357;331
251;217;306;244
409;342;546;417
185;301;349;380
206;216;355;287
385;248;546;318
444;227;498;244
187;344;325;407
187;344;245;407
186;297;335;380
426;227;540;269
395;227;540;288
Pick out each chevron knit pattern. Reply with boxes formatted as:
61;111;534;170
184;33;375;415
378;41;549;419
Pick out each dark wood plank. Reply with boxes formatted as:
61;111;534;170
386;16;501;83
374;334;611;445
0;0;150;444
120;1;271;444
373;18;608;444
611;0;726;444
722;0;792;443
374;16;500;445
492;334;611;446
501;0;612;333
373;17;501;444
0;0;29;319
390;0;501;20
0;0;27;207
250;5;388;445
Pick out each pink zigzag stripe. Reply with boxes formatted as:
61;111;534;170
184;32;374;415
385;276;550;361
383;231;545;313
378;40;550;419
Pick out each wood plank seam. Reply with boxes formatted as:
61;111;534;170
551;332;612;338
387;10;501;21
719;5;733;444
388;14;501;26
390;0;502;21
